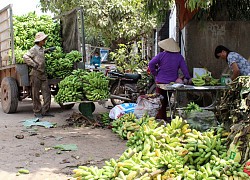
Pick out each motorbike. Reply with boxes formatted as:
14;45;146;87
108;70;156;106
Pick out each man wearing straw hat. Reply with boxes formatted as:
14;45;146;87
148;38;191;122
23;32;54;118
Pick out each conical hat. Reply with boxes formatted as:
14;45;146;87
158;38;180;52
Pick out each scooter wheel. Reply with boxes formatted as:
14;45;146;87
110;83;126;106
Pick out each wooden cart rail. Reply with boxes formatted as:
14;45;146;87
0;4;15;67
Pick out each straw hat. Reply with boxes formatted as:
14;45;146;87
34;32;48;42
158;38;180;52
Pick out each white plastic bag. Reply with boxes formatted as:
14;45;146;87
134;94;162;118
109;103;137;119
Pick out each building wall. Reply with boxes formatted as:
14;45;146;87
185;21;250;78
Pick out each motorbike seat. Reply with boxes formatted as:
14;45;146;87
124;73;141;80
109;71;124;77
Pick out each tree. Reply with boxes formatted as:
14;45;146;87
39;0;158;49
143;0;250;21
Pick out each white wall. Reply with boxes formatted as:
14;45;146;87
169;4;186;59
169;5;177;40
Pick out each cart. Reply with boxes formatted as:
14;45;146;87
0;5;85;113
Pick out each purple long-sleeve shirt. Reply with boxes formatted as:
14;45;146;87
148;51;191;84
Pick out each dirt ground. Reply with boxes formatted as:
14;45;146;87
0;98;127;180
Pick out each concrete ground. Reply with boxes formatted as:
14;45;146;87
0;98;126;180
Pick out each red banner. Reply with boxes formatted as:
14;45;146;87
175;0;199;30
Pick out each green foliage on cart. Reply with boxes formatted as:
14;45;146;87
13;12;61;64
13;12;83;79
55;70;109;103
72;116;249;179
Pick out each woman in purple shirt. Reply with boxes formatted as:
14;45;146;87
149;38;191;122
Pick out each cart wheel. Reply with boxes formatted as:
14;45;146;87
1;77;19;113
59;103;75;109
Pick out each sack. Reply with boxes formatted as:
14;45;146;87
134;94;163;118
227;132;242;163
186;110;217;132
109;103;137;119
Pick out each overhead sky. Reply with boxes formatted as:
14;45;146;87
1;0;52;15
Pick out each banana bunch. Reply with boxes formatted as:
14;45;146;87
100;112;112;126
112;113;139;139
46;49;82;79
72;68;87;77
13;12;62;64
85;89;109;101
45;47;68;78
126;116;187;153
73;147;163;180
13;49;26;64
73;160;115;179
82;71;110;101
192;73;220;86
72;116;249;180
163;116;191;136
54;75;84;103
185;102;203;114
183;129;227;165
65;50;82;63
55;69;110;103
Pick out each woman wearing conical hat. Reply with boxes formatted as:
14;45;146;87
148;38;191;122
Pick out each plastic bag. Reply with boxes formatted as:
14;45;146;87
109;103;137;119
134;94;163;118
243;160;250;176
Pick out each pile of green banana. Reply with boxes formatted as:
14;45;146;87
73;116;249;180
65;50;82;62
54;74;84;103
185;102;203;114
13;12;61;64
13;13;83;79
100;112;112;126
112;113;141;139
55;69;109;103
126;116;189;153
46;49;82;79
82;71;110;101
192;73;220;86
